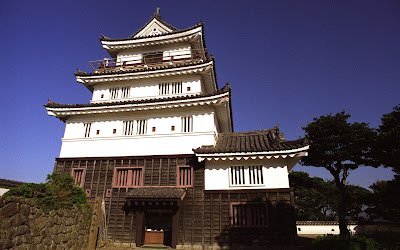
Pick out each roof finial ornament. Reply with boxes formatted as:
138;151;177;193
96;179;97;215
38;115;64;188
77;68;82;72
154;7;161;17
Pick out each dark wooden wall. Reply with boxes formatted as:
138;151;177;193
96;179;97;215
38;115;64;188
54;156;296;248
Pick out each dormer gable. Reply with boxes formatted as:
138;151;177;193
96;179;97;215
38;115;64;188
133;9;177;38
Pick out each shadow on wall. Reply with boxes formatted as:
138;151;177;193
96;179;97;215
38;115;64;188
215;200;297;249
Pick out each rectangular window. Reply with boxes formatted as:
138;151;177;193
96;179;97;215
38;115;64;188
113;167;143;188
143;52;163;64
121;86;130;98
181;116;193;132
159;82;183;95
136;119;147;135
71;168;85;187
123;120;134;136
110;87;119;99
83;123;91;137
177;166;193;187
231;203;268;227
230;166;264;186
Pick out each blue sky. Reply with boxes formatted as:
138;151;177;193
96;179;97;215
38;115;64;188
0;1;398;188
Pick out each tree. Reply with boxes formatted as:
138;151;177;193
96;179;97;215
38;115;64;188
289;171;371;222
300;111;377;236
377;105;400;174
289;171;329;220
367;175;400;222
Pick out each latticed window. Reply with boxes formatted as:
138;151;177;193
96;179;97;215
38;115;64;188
113;167;143;188
71;168;85;187
159;82;183;95
136;120;147;135
178;166;192;187
110;87;119;99
230;166;264;186
181;116;193;132
231;203;268;227
83;123;91;137
123;120;134;136
121;86;130;98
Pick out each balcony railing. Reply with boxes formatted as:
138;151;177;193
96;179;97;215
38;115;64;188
89;49;206;73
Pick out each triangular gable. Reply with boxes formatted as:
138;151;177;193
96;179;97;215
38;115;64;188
134;17;176;38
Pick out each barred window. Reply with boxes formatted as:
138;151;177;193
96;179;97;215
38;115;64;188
123;120;134;136
159;82;183;95
136;120;147;135
231;203;268;227
83;123;91;137
121;86;130;98
230;166;264;186
71;168;85;187
177;166;192;187
113;167;143;188
110;87;119;99
181;116;193;132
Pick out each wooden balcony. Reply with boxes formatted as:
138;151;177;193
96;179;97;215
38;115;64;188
89;49;206;73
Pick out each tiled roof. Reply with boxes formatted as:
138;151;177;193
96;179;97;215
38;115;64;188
99;14;202;42
126;187;186;200
74;59;210;77
0;179;25;189
44;84;230;109
194;127;309;154
296;221;357;226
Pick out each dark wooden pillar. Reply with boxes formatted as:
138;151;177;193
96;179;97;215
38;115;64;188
171;207;181;248
135;211;145;247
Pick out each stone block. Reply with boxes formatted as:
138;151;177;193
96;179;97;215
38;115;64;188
30;206;38;215
1;217;11;229
49;210;56;217
0;202;17;218
21;233;33;244
33;235;43;244
20;204;30;217
4;196;23;204
12;235;23;246
0;239;13;249
25;198;35;206
13;225;29;237
11;213;26;227
42;237;52;246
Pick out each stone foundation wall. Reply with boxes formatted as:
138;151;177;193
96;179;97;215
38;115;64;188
0;196;89;250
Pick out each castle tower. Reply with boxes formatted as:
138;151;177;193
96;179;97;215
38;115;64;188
45;10;308;248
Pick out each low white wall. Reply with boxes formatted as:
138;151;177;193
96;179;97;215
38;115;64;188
204;159;291;190
297;224;357;236
0;188;9;196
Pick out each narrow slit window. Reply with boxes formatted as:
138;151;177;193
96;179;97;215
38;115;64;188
121;86;130;98
230;166;264;186
181;116;193;132
231;203;268;227
123;120;134;136
71;169;85;187
178;166;192;187
84;123;91;137
113;167;143;188
109;87;120;99
136;120;147;135
159;82;182;95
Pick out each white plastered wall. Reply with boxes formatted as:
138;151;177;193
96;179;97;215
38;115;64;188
204;158;295;190
60;108;218;157
296;224;357;236
91;75;202;102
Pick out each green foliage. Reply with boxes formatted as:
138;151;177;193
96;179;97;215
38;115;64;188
4;173;91;217
301;111;377;171
290;171;371;221
377;105;400;173
312;234;381;250
300;111;376;235
367;175;400;222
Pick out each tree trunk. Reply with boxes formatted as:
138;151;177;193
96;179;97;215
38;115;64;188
338;183;350;236
330;167;350;237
